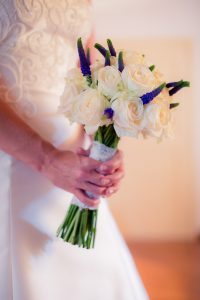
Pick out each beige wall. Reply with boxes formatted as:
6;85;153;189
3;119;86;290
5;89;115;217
98;38;196;241
93;0;200;240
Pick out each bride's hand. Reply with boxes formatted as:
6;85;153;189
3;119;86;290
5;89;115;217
77;148;125;198
42;147;120;207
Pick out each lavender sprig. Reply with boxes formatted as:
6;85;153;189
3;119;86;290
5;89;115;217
105;50;111;66
107;39;116;57
104;107;114;119
166;80;184;88
94;43;107;57
77;38;92;84
87;48;91;66
167;80;190;96
141;83;166;105
118;51;124;72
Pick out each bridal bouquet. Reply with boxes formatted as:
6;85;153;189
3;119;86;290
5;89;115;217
57;38;190;249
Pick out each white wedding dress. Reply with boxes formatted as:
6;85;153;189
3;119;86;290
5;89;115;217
0;1;149;299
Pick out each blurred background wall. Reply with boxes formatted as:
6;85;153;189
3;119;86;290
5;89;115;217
92;0;200;241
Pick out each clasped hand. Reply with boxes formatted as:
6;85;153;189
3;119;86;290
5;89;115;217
43;147;124;208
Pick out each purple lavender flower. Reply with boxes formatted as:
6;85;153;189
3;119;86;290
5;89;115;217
77;38;92;83
107;39;116;57
94;43;107;57
140;83;166;105
118;51;124;72
166;80;183;88
86;48;91;66
167;80;190;96
104;107;114;119
105;51;111;66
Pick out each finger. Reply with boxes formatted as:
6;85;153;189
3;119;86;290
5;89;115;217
74;189;100;208
80;181;107;197
77;147;90;157
81;156;102;171
85;169;124;187
105;183;120;197
84;172;112;187
98;150;124;174
105;168;124;184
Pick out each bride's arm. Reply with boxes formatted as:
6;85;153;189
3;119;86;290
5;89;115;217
0;101;124;207
0;100;53;172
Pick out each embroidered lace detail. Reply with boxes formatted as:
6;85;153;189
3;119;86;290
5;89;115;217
0;0;92;118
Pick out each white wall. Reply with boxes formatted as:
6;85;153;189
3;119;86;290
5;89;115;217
93;0;199;39
92;0;200;240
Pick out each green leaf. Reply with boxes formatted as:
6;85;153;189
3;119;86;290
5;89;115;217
170;103;180;109
149;65;155;72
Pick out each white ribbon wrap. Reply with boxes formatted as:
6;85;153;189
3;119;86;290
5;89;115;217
71;141;117;209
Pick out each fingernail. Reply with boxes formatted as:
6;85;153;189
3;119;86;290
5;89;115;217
100;165;107;171
107;188;114;195
102;179;110;185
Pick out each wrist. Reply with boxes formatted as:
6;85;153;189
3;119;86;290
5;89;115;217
38;140;58;175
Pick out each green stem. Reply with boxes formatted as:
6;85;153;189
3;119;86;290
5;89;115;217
65;205;79;227
63;213;78;241
86;211;93;249
81;209;89;248
68;209;82;244
77;210;84;247
95;124;120;149
91;210;98;248
56;205;76;237
61;206;79;238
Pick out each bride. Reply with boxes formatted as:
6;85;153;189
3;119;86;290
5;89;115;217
0;1;149;299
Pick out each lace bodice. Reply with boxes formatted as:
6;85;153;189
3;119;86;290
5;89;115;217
0;0;92;119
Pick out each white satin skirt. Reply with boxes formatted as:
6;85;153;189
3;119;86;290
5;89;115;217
0;112;149;300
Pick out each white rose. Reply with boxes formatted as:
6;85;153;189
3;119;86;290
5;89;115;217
98;66;122;98
152;88;172;106
121;50;147;66
153;69;164;85
65;68;87;89
72;88;108;129
59;84;80;121
110;56;117;67
122;64;156;96
112;92;144;137
141;101;171;139
108;51;146;69
90;60;104;84
58;68;87;120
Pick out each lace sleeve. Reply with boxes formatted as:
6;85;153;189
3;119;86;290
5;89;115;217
0;0;92;120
